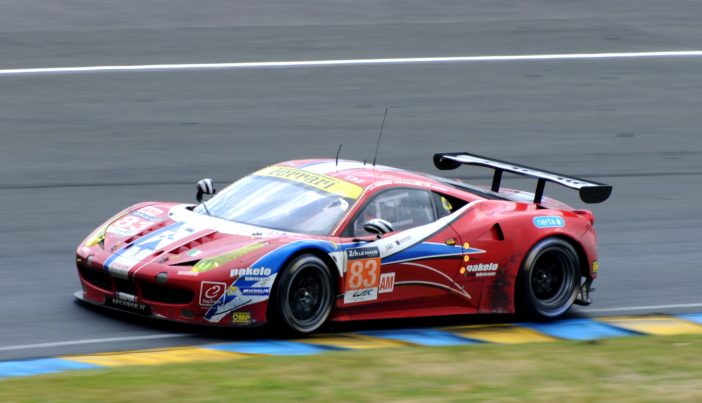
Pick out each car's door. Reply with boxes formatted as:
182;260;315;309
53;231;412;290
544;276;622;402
337;188;468;313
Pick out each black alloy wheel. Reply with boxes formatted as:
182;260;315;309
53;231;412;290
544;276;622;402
274;254;334;334
519;238;580;319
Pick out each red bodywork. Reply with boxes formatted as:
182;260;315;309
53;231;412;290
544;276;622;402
75;159;600;327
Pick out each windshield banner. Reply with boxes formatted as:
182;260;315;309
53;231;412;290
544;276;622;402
255;166;363;199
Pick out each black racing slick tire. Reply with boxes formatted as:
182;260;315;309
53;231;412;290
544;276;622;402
518;238;580;319
273;254;334;335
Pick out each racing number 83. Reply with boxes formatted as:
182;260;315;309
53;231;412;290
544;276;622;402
113;215;150;233
346;258;380;290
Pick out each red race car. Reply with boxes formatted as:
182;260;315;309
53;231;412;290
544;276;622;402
75;152;611;334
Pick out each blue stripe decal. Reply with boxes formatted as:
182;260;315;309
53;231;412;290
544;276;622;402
204;240;337;321
0;358;99;379
381;242;467;264
678;313;702;325
205;340;333;355
358;329;479;346
103;222;183;270
251;240;337;270
102;243;130;271
522;319;639;340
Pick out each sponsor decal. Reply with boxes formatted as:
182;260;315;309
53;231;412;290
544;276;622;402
106;259;135;278
132;210;158;222
230;267;273;277
347;288;376;302
200;281;227;306
465;263;499;277
140;205;164;217
378;272;395;294
395;235;411;246
592;261;599;273
231;311;253;325
187;249;202;257
343;174;364;184
346;247;380;259
344;247;381;304
254;166;363;199
106;226;136;237
192;242;266;273
240;287;271;296
533;216;565;228
240;276;272;282
106;296;150;314
177;270;199;277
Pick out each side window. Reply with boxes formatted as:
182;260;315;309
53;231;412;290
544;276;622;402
432;192;468;218
351;189;436;236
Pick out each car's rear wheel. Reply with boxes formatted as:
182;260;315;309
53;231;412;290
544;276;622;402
273;254;334;334
518;238;579;319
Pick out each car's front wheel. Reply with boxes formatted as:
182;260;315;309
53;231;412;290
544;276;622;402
518;238;580;319
273;254;334;334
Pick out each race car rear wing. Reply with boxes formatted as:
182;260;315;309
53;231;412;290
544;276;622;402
433;152;612;204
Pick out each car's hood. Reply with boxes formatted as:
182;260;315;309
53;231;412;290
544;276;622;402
91;202;311;278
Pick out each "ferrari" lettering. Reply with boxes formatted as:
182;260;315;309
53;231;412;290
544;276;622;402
255;166;363;199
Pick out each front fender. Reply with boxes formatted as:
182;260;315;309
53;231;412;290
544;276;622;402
203;239;341;324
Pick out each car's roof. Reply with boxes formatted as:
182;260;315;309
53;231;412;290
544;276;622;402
263;159;568;207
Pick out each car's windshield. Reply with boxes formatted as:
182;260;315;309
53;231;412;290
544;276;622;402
194;175;355;235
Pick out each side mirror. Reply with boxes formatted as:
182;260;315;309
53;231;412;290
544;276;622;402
196;178;216;203
363;218;394;239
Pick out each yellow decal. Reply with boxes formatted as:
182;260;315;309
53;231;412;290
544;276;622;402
592;261;599;273
84;225;107;247
231;311;253;324
192;242;266;273
255;166;363;199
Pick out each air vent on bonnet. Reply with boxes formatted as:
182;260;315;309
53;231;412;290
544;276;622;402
172;232;222;255
123;220;169;244
159;232;223;265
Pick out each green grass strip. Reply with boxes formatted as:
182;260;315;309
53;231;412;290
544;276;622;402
2;334;702;402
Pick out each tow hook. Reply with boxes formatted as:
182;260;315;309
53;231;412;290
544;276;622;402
574;277;594;306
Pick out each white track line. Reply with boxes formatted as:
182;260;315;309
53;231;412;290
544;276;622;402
2;51;702;76
0;333;191;352
580;303;702;313
1;303;700;353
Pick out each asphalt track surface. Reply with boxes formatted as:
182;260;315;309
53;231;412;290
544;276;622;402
1;1;701;361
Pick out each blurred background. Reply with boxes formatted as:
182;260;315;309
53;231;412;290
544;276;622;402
1;0;701;363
